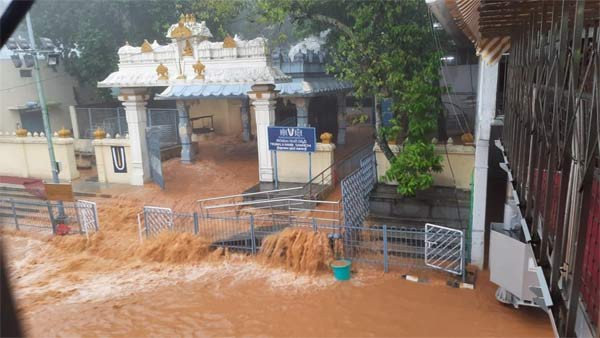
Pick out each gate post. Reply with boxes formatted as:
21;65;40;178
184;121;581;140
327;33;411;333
74;201;83;234
193;212;199;235
383;224;389;273
47;201;56;234
10;199;19;230
250;215;257;254
143;208;149;238
92;203;100;231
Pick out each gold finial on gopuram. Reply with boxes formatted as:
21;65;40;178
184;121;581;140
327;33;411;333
171;21;192;39
223;34;236;48
193;60;205;80
182;40;193;56
156;63;169;80
140;39;153;53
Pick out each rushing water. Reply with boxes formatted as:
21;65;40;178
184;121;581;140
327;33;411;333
3;234;552;337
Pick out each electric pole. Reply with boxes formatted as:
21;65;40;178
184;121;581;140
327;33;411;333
25;13;60;184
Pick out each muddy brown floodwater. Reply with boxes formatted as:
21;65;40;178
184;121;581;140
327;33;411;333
1;129;552;337
3;232;552;338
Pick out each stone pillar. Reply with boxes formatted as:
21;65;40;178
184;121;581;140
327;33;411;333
336;92;347;144
68;105;79;139
294;97;309;127
471;57;498;268
176;100;194;163
248;84;278;182
241;96;251;142
118;88;150;186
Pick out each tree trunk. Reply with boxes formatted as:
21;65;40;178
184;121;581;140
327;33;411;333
374;95;396;161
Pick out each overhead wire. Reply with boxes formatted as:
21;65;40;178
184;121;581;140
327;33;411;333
427;10;469;135
427;8;466;231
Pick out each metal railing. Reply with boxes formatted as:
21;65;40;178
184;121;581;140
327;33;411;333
0;198;99;235
138;205;465;275
303;143;374;199
190;115;214;134
198;186;305;216
202;197;342;226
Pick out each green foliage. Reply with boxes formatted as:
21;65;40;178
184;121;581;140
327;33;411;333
384;141;442;196
350;114;369;125
28;0;245;90
258;0;444;196
386;53;444;196
379;117;402;143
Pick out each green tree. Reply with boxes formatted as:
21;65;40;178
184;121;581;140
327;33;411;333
257;0;443;196
28;0;246;91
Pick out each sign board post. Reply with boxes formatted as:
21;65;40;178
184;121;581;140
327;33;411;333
267;126;317;188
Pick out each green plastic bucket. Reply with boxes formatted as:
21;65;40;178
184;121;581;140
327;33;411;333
331;259;352;281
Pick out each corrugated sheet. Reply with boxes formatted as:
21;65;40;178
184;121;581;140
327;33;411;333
444;0;510;65
156;77;352;99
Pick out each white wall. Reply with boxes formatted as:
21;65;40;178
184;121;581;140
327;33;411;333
188;98;244;136
375;142;475;191
276;143;335;183
0;135;79;181
93;138;132;184
0;59;79;133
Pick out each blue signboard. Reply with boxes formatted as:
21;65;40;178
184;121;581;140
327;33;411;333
381;98;393;127
268;126;316;152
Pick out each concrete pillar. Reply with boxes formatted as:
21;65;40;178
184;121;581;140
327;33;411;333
294;97;309;127
471;57;498;268
241;96;251;142
248;84;278;182
176;100;194;163
68;105;79;139
336;92;347;144
118;88;150;186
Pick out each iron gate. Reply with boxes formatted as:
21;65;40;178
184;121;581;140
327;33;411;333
146;127;165;189
425;223;465;275
76;200;100;234
147;108;179;148
142;206;173;237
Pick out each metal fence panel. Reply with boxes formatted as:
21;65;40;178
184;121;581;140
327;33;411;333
75;107;179;148
0;199;100;235
141;205;465;275
341;152;376;228
143;206;174;237
147;108;179;148
76;107;127;139
425;223;465;275
76;200;100;233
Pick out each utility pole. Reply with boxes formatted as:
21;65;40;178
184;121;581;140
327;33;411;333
25;13;65;224
25;13;60;184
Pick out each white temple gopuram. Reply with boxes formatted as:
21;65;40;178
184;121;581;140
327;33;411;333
98;15;351;186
